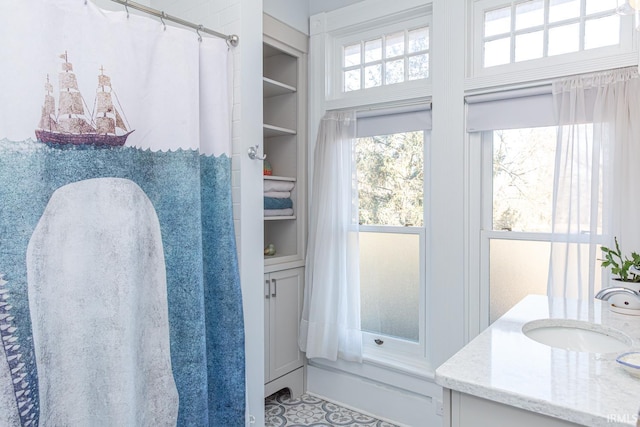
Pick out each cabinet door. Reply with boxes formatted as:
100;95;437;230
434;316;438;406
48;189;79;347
268;267;304;381
264;275;271;383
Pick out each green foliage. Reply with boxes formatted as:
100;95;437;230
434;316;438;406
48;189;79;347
600;237;640;282
356;131;424;227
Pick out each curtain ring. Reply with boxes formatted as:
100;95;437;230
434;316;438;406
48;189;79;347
197;25;203;42
160;11;166;31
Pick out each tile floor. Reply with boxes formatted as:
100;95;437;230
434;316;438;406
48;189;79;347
265;389;399;427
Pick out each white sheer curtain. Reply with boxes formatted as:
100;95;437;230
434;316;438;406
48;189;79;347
548;67;640;299
299;110;363;362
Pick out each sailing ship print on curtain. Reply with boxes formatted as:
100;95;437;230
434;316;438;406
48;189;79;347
35;51;134;147
0;0;245;426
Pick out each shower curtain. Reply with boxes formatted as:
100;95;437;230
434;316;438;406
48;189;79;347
0;0;245;426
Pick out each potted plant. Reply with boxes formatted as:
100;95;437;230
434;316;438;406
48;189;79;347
600;237;640;310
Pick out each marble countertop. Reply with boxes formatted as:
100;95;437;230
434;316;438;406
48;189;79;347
435;295;640;427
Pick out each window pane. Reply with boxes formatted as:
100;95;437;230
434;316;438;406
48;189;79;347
549;0;580;23
408;54;429;80
344;43;361;67
492;127;556;232
489;240;603;323
548;23;580;55
365;38;382;63
386;32;404;58
360;232;419;342
515;30;543;62
586;0;617;14
344;69;361;92
485;6;511;37
409;27;429;53
364;64;382;88
385;59;404;84
484;37;511;67
357;132;424;227
515;0;544;30
489;239;550;323
585;15;620;49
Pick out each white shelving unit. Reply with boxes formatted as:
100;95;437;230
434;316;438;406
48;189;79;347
262;14;307;272
262;13;308;399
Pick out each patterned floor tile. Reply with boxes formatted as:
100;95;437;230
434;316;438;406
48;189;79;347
265;389;399;427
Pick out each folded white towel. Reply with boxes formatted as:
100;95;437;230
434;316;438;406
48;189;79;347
264;180;295;192
264;191;291;198
264;208;294;217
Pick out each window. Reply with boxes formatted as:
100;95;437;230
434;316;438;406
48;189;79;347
469;0;635;87
343;26;429;92
482;0;619;67
356;107;430;359
467;90;603;325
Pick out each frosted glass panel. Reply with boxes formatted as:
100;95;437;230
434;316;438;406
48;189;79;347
490;239;550;323
360;232;419;341
490;240;603;323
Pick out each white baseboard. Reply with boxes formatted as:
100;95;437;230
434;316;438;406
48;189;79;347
306;364;443;427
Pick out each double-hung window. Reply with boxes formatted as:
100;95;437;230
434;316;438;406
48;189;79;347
467;89;603;326
356;106;430;360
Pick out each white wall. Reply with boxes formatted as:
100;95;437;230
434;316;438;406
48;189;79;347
308;0;363;15
262;0;367;35
263;0;309;34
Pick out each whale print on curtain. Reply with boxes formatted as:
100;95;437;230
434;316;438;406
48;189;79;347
0;0;245;425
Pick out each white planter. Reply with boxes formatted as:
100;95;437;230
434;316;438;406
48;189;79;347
608;278;640;312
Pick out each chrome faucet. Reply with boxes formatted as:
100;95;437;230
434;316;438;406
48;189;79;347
595;287;640;301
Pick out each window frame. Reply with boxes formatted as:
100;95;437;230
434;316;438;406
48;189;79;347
325;12;433;110
474;126;606;328
356;127;430;362
466;0;637;91
359;225;427;360
339;20;430;95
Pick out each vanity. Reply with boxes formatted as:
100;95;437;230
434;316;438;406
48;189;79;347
435;295;640;427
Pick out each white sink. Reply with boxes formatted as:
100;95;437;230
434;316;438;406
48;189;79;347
522;319;632;353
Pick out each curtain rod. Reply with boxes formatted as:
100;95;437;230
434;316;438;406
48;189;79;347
108;0;239;46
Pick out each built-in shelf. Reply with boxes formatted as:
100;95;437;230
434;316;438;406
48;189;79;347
264;77;296;97
264;215;297;221
264;175;296;182
263;124;296;138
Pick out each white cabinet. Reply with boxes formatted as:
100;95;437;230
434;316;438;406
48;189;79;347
445;390;583;427
262;14;307;270
264;267;304;398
